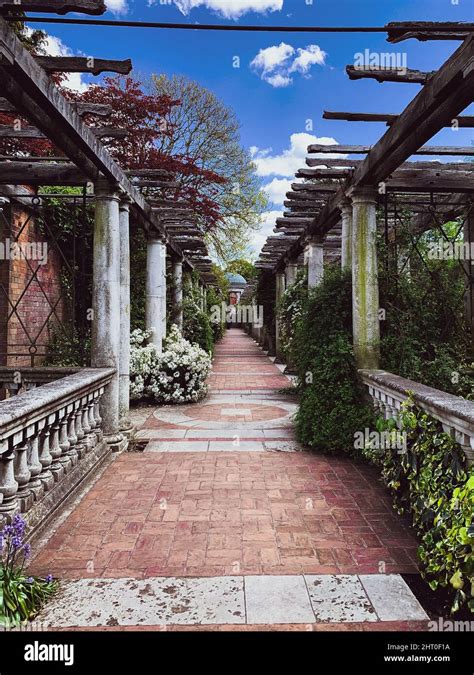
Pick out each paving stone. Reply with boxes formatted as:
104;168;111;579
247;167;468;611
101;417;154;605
39;576;245;627
359;574;429;621
305;575;377;623
145;441;209;453
208;441;265;452
245;575;315;624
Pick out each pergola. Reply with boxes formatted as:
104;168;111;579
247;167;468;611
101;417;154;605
255;27;474;370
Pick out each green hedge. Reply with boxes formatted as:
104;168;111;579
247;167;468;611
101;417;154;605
290;267;374;453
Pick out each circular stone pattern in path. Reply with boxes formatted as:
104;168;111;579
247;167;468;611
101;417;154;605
183;402;289;423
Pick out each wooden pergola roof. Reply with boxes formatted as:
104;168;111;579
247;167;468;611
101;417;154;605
256;28;474;272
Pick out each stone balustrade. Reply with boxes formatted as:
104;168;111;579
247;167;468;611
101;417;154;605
0;368;115;530
359;369;474;466
0;367;80;399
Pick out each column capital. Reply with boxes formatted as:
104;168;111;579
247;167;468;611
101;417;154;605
94;177;121;200
146;228;166;244
119;194;132;211
346;186;378;204
340;197;352;215
304;234;324;247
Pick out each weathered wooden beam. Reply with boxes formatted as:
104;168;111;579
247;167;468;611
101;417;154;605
291;183;338;193
386;22;474;43
296;168;352;178
308;144;474;156
0;160;86;184
306;158;362;168
0;0;105;14
127;168;174;179
386;169;474;193
346;65;432;84
323;110;474;128
35;56;132;75
0;98;112;118
286;191;328;201
0;124;127;139
134;179;180;188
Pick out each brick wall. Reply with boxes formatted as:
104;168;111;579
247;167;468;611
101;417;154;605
0;203;66;368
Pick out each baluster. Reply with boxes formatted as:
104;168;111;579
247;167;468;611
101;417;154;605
0;441;18;520
13;431;32;512
87;396;98;447
38;419;54;491
65;403;79;466
81;395;93;451
49;413;65;482
74;400;86;459
26;423;44;502
94;390;103;442
58;408;72;472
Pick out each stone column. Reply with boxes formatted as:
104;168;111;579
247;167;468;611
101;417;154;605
145;234;167;352
285;260;298;287
464;206;474;355
119;197;132;431
340;199;353;271
305;236;324;288
350;187;380;369
171;257;183;330
275;272;286;362
92;179;122;446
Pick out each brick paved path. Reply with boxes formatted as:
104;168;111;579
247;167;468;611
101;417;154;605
31;329;428;629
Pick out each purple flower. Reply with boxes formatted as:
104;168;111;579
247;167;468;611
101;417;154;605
26;577;34;583
11;535;22;550
45;574;54;583
22;543;31;560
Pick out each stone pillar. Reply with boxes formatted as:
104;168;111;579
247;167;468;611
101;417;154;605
145;235;167;352
285;260;298;287
305;236;324;288
92;179;122;445
464;206;474;355
171;258;183;330
350;187;380;369
119;197;132;431
340;199;353;271
275;272;286;361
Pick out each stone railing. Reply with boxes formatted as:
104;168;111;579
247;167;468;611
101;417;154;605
0;367;79;399
0;368;115;530
359;369;474;466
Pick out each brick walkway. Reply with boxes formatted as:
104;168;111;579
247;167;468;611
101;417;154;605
31;329;426;629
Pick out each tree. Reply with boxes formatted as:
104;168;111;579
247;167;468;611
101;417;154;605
226;259;257;281
151;74;267;260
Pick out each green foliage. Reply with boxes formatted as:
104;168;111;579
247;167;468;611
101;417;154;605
226;259;257;281
363;398;474;613
378;221;472;397
276;268;308;358
291;267;374;453
182;277;214;354
1;515;58;628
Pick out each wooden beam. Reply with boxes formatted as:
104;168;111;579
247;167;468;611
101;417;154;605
127;168;174;179
323;110;474;128
35;56;132;75
0;0;106;14
308;144;474;156
0;124;127;140
0;99;112;117
386;22;474;43
0;160;86;185
296;168;352;178
346;65;432;84
291;183;338;193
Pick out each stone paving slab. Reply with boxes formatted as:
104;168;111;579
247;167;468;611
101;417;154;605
359;574;428;621
37;574;428;628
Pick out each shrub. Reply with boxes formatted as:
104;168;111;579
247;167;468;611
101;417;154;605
130;325;211;404
0;515;58;627
363;398;474;613
291;267;374;453
183;295;215;354
276;268;308;359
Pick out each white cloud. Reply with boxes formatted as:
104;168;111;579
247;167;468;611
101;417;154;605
26;31;89;92
251;42;326;87
250;209;283;253
106;0;128;13
173;0;283;18
263;177;292;206
251;132;343;178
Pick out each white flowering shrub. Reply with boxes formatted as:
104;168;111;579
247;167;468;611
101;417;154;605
130;325;212;403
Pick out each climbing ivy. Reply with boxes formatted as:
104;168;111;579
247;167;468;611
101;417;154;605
363;398;474;613
290;267;374;453
276;268;308;359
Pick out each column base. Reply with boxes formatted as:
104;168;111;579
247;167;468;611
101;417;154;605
105;432;127;453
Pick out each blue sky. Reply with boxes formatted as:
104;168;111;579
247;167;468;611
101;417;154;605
30;0;474;254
